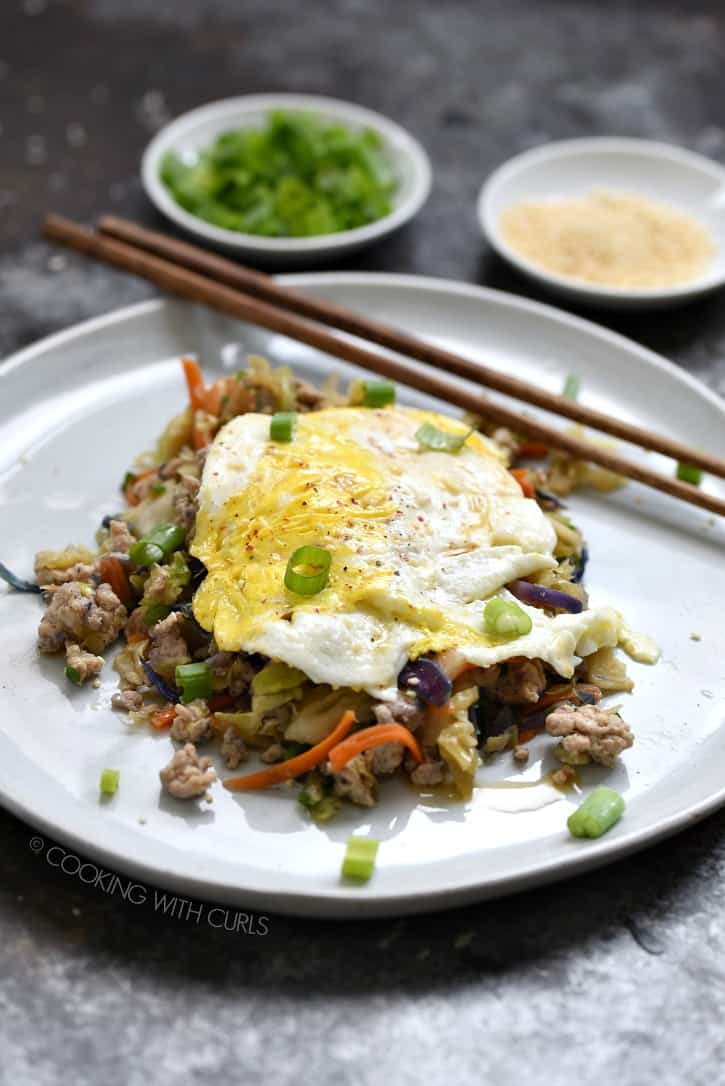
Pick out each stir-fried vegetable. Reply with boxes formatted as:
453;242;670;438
327;722;423;772
223;709;356;791
508;579;584;614
142;660;179;703
398;657;452;707
567;786;624;838
341;836;379;881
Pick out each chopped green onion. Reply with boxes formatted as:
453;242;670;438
64;665;82;686
129;523;186;567
235;369;247;380
484;598;532;639
362;380;395;408
270;411;297;442
100;768;120;797
167;551;191;589
415;421;473;453
121;470;136;494
676;461;703;486
175;661;213;704
284;545;331;596
150;482;167;496
567;786;625;839
563;374;580;400
298;774;327;809
342;836;379;881
142;602;171;627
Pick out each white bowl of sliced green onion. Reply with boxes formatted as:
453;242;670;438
141;94;432;267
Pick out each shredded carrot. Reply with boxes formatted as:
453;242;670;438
223;709;356;792
126;632;148;644
97;555;134;610
518;441;549;459
518;726;541;744
124;466;158;506
510;467;536;499
328;722;423;773
182;356;207;412
151;705;176;730
209;693;235;712
203;379;227;416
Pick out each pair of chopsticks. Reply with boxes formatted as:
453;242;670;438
43;212;725;518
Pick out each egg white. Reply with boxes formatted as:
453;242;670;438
191;406;621;694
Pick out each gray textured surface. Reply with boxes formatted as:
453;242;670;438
1;2;724;1083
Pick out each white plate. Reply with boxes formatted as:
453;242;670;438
1;275;724;918
141;94;432;267
478;138;725;309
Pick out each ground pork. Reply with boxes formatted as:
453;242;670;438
260;743;285;764
221;727;248;770
38;581;126;654
328;754;377;807
496;659;547;705
512;744;530;763
148;611;190;677
65;641;104;684
102;519;135;556
34;561;96;587
373;694;423;731
410;760;446;787
170;699;212;744
172;475;200;536
111;689;143;712
159;742;216;799
363;741;405;776
546;702;634;768
294;377;326;409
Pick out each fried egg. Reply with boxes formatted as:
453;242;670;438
191;406;620;693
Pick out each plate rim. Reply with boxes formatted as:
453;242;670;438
2;271;724;918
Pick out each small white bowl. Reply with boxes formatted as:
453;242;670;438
478;137;725;309
141;93;432;267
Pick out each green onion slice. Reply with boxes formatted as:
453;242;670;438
129;523;186;567
362;380;395;408
563;373;580;400
342;836;379;881
270;411;297;442
483;598;532;640
567;786;625;839
415;421;473;453
284;545;331;596
175;661;213;704
676;461;703;486
100;768;120;797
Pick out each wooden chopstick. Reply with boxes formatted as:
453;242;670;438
96;213;725;484
42;213;725;518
